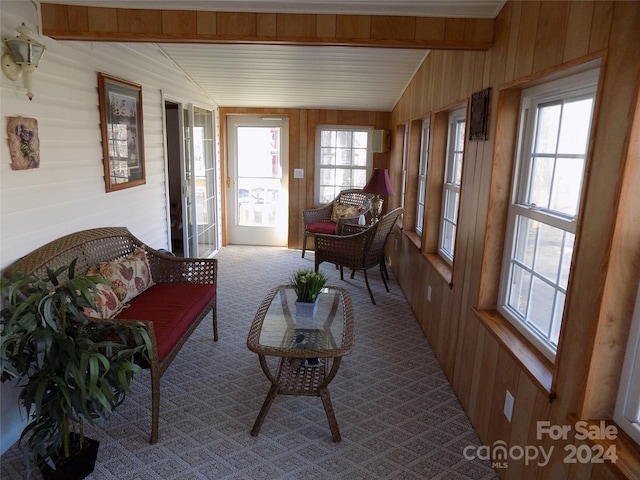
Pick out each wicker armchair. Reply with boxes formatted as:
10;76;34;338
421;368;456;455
314;208;404;304
301;189;373;258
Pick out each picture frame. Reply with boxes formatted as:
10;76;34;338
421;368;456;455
98;73;145;192
469;87;491;141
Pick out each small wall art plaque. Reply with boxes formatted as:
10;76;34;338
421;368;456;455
469;88;491;141
7;116;40;170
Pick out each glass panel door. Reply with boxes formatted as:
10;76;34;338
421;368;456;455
182;106;196;257
193;107;218;257
226;115;288;246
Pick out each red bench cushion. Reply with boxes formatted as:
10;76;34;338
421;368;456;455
306;221;337;234
115;283;216;361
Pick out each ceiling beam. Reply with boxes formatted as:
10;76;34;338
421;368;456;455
40;3;494;50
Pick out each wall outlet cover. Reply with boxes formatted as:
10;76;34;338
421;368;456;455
503;390;515;422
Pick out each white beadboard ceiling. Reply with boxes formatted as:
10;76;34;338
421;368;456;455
44;0;506;111
157;43;429;110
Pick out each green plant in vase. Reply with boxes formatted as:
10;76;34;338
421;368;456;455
290;269;327;317
0;260;151;479
291;269;327;303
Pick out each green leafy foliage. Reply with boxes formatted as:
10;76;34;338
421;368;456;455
290;268;327;303
0;260;151;475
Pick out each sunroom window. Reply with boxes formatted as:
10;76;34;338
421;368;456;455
439;109;466;264
498;69;598;361
416;119;430;235
400;124;409;209
315;127;371;204
615;281;640;445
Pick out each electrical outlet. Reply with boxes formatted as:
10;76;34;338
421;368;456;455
427;285;432;302
503;390;514;422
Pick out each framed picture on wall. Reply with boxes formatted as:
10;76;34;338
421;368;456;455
469;87;491;141
98;73;146;192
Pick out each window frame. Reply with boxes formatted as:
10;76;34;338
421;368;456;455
400;124;409;210
614;280;640;445
315;125;373;205
438;108;466;265
497;69;599;362
416;118;430;235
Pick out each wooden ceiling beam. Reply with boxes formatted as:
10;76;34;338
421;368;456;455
40;3;494;50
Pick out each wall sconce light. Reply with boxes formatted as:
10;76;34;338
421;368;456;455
2;23;46;101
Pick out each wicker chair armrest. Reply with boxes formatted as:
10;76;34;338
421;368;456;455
302;204;333;224
340;223;370;235
145;248;218;284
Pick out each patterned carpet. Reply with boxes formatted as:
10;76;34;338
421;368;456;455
1;246;497;480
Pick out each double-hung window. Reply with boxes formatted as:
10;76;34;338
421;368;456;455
615;281;640;444
400;125;409;209
316;126;371;204
498;69;598;361
416;119;430;235
439;109;466;264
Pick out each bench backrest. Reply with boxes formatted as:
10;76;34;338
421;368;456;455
3;227;143;280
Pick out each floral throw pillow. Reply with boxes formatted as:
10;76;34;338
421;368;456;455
99;247;155;303
331;203;362;222
83;281;125;319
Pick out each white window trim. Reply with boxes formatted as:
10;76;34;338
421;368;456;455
315;125;373;205
438;108;466;265
498;68;599;362
400;124;409;210
614;280;640;445
416;118;430;235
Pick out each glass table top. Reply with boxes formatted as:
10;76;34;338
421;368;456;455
247;285;354;358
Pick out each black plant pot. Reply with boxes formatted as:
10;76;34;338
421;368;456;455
39;434;100;480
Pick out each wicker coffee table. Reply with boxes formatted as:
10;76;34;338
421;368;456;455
246;285;354;442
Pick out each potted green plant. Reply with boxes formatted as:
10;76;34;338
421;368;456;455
0;260;151;479
290;268;327;317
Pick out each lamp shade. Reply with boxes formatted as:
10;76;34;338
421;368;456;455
362;168;395;196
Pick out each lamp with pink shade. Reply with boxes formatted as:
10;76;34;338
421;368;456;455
362;168;395;224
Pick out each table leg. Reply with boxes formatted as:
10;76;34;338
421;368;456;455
319;387;341;442
251;382;279;437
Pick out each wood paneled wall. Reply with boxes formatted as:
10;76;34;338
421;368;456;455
40;2;493;50
219;107;390;248
389;1;640;478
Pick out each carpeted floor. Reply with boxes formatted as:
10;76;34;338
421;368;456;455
1;246;497;479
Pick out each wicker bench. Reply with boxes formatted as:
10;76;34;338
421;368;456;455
2;227;218;444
